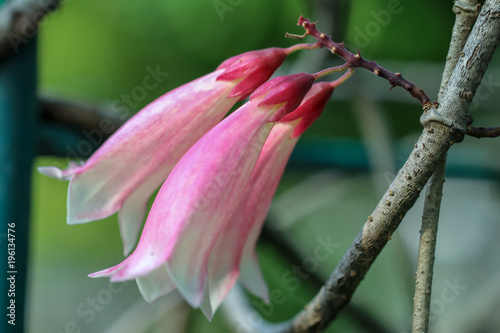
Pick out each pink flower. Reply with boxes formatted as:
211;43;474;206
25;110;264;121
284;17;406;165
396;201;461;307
202;82;334;317
38;47;290;255
91;79;334;318
90;73;317;313
203;121;299;318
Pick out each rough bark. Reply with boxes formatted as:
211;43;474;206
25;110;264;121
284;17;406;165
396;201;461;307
412;1;479;332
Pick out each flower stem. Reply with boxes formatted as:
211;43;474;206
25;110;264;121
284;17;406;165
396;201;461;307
313;63;349;80
330;67;355;88
284;42;321;55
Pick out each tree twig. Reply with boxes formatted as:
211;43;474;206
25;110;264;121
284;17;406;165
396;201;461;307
40;96;126;132
412;2;479;332
286;16;432;108
467;125;500;138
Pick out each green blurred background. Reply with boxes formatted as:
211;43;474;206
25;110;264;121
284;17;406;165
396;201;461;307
28;0;500;332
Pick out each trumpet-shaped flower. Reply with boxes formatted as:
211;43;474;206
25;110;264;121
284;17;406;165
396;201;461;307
91;79;335;319
38;47;291;255
202;82;335;317
90;73;317;311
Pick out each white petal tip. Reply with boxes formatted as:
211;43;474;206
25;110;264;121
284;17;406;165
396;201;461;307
174;282;205;309
37;166;66;179
67;217;89;225
139;291;159;303
142;289;162;303
199;289;214;321
38;165;79;181
67;211;113;225
67;212;99;225
200;309;214;322
136;268;177;303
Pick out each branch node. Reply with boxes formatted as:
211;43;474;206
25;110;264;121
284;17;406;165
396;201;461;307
420;107;468;134
453;1;481;15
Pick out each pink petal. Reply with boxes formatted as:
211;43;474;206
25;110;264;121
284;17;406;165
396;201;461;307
203;79;335;308
89;260;125;278
205;122;298;312
279;82;334;137
118;173;165;255
198;82;334;312
216;47;288;100
239;252;269;303
40;70;238;249
251;73;316;122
